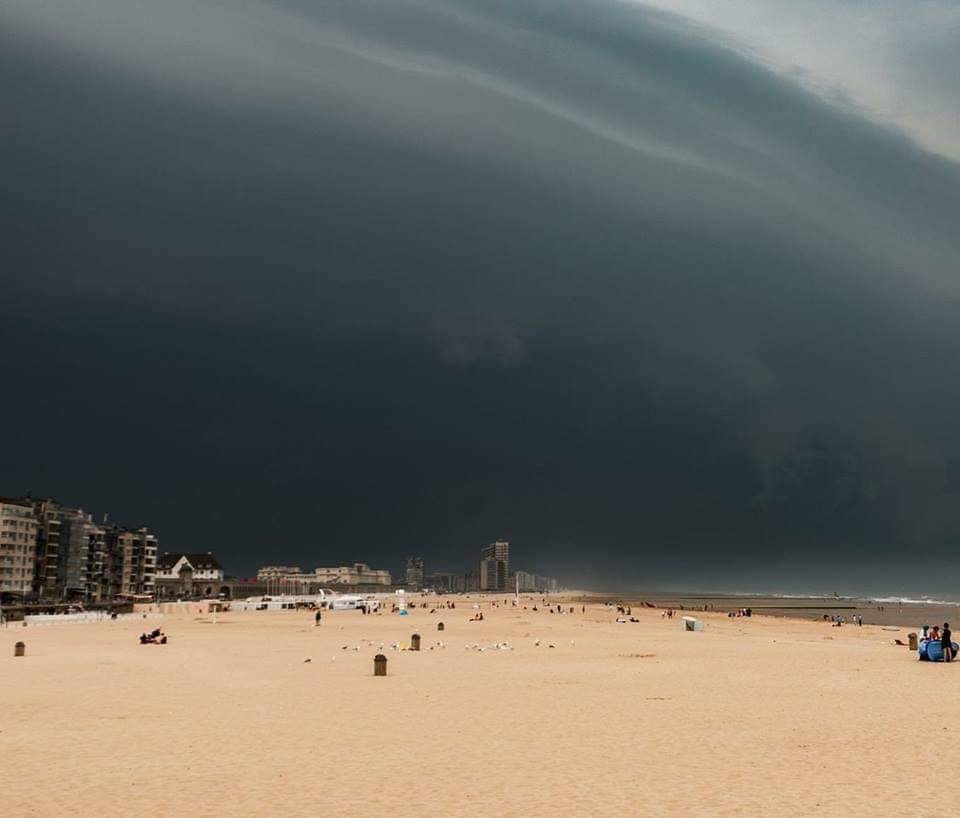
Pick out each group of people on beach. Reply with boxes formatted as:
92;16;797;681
921;623;954;662
822;614;863;627
822;614;861;626
138;628;167;644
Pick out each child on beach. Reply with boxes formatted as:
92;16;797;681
942;623;953;663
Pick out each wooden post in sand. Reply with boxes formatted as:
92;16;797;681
411;633;421;651
374;654;387;676
14;641;25;657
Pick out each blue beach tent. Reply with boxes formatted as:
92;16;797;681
919;639;960;661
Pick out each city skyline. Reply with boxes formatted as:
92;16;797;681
2;491;559;600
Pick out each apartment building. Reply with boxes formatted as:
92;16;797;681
0;498;38;596
32;499;64;597
102;526;158;597
479;540;510;591
57;506;93;599
405;556;425;588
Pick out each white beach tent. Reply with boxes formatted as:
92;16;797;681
681;616;704;631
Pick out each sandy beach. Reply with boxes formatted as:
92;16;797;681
3;596;955;817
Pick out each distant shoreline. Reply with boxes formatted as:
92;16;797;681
568;591;958;628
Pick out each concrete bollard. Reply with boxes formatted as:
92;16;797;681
374;654;387;676
437;622;445;631
411;633;421;651
14;641;25;657
908;633;918;651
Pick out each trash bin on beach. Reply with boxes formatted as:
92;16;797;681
437;622;444;631
374;654;387;676
908;633;918;651
411;633;421;651
14;641;25;657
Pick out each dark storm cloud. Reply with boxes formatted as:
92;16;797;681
2;0;959;590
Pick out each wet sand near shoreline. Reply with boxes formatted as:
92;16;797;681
583;594;958;629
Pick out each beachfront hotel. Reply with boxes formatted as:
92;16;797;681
313;563;392;585
257;562;392;591
257;565;303;580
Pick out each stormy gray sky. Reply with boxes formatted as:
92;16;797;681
3;0;959;592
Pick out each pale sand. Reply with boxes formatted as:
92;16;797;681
2;598;953;817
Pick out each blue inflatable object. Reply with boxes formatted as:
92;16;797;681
919;639;960;661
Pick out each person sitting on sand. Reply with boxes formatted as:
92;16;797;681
931;625;941;643
942;623;953;662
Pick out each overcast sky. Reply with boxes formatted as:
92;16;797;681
3;0;959;592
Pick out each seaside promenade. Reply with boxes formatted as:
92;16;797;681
3;596;955;817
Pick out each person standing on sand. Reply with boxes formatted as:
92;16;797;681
315;610;322;626
942;623;953;663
